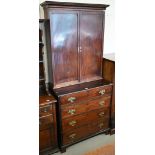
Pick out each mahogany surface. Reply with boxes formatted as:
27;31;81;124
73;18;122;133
80;12;104;81
61;96;111;119
42;7;108;88
40;1;110;152
55;84;112;150
63;120;109;145
54;79;112;95
103;56;115;134
62;108;110;132
41;1;109;10
50;13;78;87
39;96;58;154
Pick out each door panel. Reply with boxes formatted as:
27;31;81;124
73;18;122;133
80;12;104;82
50;13;78;88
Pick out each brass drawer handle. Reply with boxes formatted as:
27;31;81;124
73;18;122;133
68;97;76;103
99;112;105;117
99;101;105;106
99;123;104;128
99;89;105;95
69;120;77;126
69;133;76;139
68;109;76;115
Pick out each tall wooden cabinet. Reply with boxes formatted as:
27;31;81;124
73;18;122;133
41;1;112;153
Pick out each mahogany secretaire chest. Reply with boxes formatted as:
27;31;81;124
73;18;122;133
40;1;113;153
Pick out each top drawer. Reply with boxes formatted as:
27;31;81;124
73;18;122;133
60;85;112;105
39;95;57;106
39;104;53;117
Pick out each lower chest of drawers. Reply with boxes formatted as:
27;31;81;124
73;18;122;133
39;96;58;153
58;84;112;146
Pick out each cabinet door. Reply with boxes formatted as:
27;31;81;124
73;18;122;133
80;12;104;82
50;13;78;88
39;128;55;151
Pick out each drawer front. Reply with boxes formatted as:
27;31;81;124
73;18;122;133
39;128;55;151
88;85;112;98
61;96;111;119
62;108;110;132
63;120;109;145
39;104;53;117
60;90;88;105
60;85;112;105
39;114;53;129
63;124;91;145
39;96;56;106
90;120;109;134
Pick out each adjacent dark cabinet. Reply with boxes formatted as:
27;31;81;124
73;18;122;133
39;96;58;154
103;54;115;134
39;20;46;95
39;19;58;155
40;1;112;153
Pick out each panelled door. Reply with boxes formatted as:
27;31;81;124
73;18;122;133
50;11;104;88
50;12;78;88
80;11;104;82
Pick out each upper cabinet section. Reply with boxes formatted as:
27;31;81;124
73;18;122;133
41;1;109;89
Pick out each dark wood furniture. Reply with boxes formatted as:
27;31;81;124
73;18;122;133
40;1;111;152
103;54;115;134
39;96;58;155
39;19;46;96
39;19;58;155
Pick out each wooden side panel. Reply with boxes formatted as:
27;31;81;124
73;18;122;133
103;58;115;130
80;12;104;82
50;13;78;88
103;59;114;82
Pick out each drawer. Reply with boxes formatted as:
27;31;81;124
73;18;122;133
39;95;57;106
62;108;110;132
60;90;88;105
61;96;111;119
63;120;109;145
63;124;91;145
59;85;112;105
88;85;112;98
39;104;53;117
90;120;109;134
39;114;53;129
39;128;55;151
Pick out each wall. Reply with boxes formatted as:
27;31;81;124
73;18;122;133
39;0;115;54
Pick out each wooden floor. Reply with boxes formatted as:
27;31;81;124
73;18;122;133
83;144;114;155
